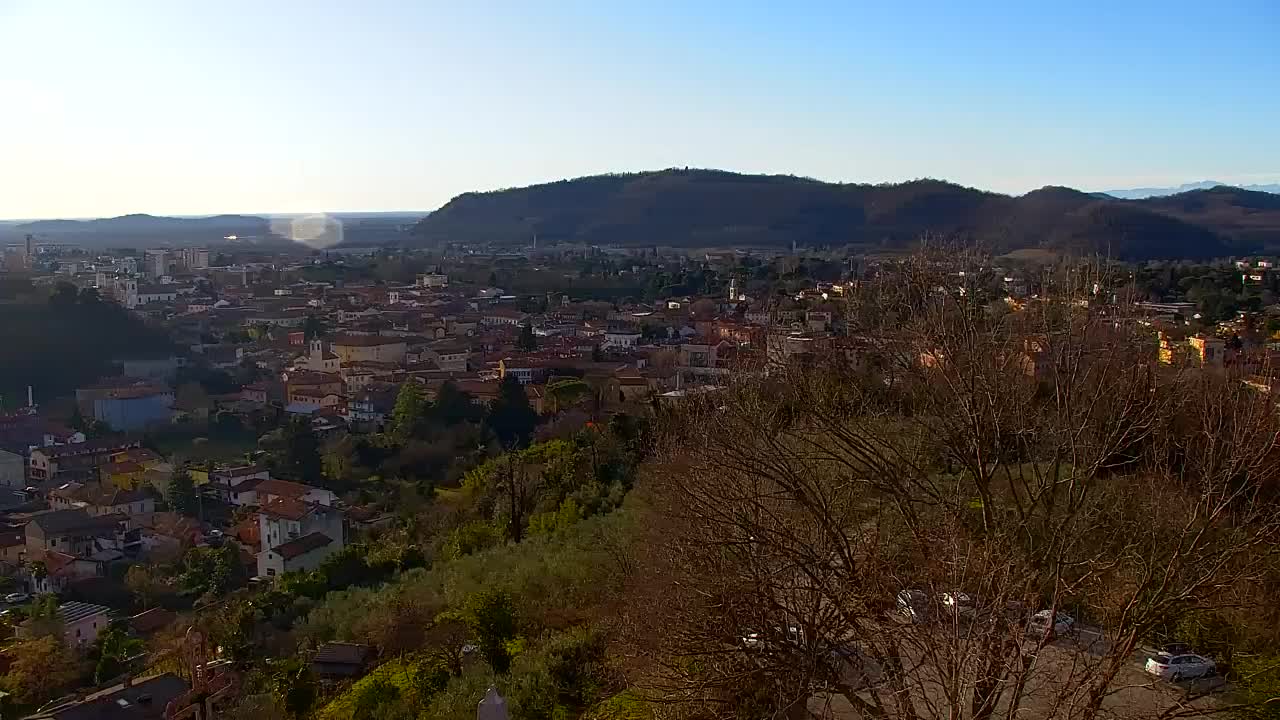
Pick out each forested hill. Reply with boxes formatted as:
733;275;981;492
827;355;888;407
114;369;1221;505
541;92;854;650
409;169;1280;260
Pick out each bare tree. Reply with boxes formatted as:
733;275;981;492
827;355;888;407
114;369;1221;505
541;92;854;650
624;251;1280;720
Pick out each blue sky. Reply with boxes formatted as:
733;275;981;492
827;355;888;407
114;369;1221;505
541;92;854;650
0;0;1276;218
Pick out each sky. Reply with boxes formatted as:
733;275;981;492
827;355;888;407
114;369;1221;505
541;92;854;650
1;0;1277;219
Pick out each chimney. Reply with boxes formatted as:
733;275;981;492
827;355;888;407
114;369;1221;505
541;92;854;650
27;385;33;408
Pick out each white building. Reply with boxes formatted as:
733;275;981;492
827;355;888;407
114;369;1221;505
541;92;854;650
17;601;111;647
256;498;344;578
417;273;449;288
301;339;342;374
603;332;641;350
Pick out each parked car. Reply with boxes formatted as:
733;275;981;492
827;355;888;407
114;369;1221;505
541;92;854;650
1026;610;1074;638
1145;653;1216;681
4;593;31;604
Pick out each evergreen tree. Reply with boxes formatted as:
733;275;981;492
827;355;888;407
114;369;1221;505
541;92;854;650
517;322;537;351
486;376;537;448
167;469;198;517
279;416;322;481
432;380;475;426
390;381;429;440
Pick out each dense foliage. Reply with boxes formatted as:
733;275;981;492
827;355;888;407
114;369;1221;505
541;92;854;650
0;281;172;404
412;169;1280;259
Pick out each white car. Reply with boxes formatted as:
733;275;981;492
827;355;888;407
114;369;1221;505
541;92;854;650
1026;610;1074;638
1145;653;1215;681
4;593;30;604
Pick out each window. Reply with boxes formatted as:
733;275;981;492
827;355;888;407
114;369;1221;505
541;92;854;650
76;628;82;638
266;568;276;577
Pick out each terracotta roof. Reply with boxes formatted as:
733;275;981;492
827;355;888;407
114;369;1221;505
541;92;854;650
260;497;311;521
41;550;79;575
286;371;343;386
333;334;407;347
257;479;312;500
103;461;144;475
128;607;177;635
273;531;333;559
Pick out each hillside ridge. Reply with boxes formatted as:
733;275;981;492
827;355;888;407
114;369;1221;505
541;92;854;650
411;168;1280;260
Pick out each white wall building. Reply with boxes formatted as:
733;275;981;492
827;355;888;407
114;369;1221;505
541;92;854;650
256;499;344;578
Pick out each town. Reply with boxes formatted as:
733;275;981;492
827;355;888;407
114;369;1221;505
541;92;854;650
0;233;1278;718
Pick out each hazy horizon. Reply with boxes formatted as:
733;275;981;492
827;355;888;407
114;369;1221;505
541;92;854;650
1;1;1277;218
3;170;1280;224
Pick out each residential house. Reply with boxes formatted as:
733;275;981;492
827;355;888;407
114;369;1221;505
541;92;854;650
205;465;271;502
283;371;344;404
241;380;283;405
101;447;165;490
422;342;469;372
27;550;99;594
603;332;642;350
17;600;112;646
312;642;372;679
1189;334;1226;368
257;498;344;578
480;308;528;327
0;530;24;569
678;341;722;369
236;478;334;508
29;439;142;484
127;607;177;637
50;483;156;518
133;512;204;561
24;509;125;557
20;673;190;720
343;386;397;430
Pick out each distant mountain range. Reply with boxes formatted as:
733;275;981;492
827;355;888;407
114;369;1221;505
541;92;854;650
410;169;1280;261
0;212;426;248
16;213;270;235
1103;181;1280;200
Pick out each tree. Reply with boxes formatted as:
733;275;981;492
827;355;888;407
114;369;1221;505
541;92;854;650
167;468;198;516
22;593;61;638
302;314;328;341
518;322;537;351
431;380;476;426
125;564;165;609
270;658;317;720
631;254;1280;720
390;381;429;441
278;415;322;481
91;623;145;684
487;376;537;448
180;545;245;598
0;635;81;706
453;590;518;675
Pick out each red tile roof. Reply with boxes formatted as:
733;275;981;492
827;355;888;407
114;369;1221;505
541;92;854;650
260;497;311;521
254;479;314;499
274;531;333;559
